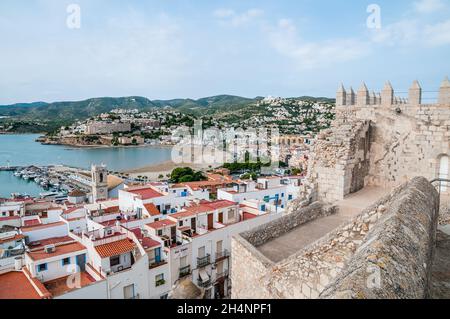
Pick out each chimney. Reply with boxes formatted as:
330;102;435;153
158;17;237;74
357;83;370;106
408;80;422;105
381;81;394;107
438;76;450;105
336;83;347;106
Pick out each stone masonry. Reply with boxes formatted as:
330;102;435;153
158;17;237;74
299;78;450;205
232;177;439;299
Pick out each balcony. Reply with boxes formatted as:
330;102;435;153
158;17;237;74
149;259;168;269
179;265;191;278
215;270;229;283
197;254;211;268
215;250;230;263
197;278;211;288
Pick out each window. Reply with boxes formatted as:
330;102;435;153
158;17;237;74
110;256;120;267
281;193;285;198
160;294;168;299
155;274;165;287
37;263;47;272
180;256;187;267
179;220;183;227
157;229;163;236
123;284;135;299
62;257;70;266
288;195;293;201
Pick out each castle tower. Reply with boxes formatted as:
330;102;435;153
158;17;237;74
438;76;450;105
336;83;347;106
347;87;356;106
357;83;370;106
91;164;108;202
381;81;394;107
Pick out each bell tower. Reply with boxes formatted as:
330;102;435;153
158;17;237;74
91;164;108;202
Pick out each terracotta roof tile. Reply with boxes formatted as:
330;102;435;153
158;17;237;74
143;203;161;217
0;271;42;299
146;219;176;229
95;238;135;258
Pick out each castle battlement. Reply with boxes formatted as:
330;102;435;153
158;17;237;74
336;77;450;107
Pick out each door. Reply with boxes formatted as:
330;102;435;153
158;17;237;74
76;254;86;271
198;246;205;258
191;217;196;231
155;247;161;263
218;212;223;224
207;214;214;230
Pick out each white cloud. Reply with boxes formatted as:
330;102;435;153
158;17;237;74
424;19;450;46
414;0;446;13
213;8;264;27
267;19;369;69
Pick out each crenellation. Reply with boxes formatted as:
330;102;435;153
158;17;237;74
438;76;450;105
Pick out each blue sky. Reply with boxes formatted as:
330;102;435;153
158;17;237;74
0;0;449;104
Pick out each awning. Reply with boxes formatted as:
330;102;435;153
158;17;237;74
199;269;210;282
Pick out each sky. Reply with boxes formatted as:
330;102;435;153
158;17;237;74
0;0;449;104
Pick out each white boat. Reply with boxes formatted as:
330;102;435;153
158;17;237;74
22;174;30;180
40;191;59;198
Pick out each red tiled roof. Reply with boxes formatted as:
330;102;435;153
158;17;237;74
0;216;20;222
171;200;236;219
142;237;161;250
27;242;86;261
243;212;258;220
127;187;164;200
146;219;176;229
28;236;74;250
23;219;41;227
143;203;161;216
0;271;42;299
0;234;25;245
21;221;66;232
95;238;135;258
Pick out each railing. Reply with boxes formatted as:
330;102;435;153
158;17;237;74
215;270;229;282
179;265;191;278
197;254;211;268
197;278;211;288
215;250;229;263
149;260;167;269
430;178;450;204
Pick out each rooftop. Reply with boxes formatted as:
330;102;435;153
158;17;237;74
127;187;164;200
256;186;390;263
43;272;96;297
95;238;135;258
146;219;176;229
28;241;87;261
0;271;44;299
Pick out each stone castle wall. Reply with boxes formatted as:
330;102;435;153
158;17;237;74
321;177;439;299
231;177;439;299
300;79;450;204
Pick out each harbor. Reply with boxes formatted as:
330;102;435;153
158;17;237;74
1;165;93;201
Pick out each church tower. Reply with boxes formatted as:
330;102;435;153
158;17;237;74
91;164;108;202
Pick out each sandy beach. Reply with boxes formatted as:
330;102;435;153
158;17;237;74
122;160;215;180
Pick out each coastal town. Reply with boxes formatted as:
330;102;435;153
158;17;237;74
1;0;450;306
1;78;449;300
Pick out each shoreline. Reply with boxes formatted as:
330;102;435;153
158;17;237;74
122;160;215;180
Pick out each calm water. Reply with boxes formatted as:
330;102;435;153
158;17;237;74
0;134;173;197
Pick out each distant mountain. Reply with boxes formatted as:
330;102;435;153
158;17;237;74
0;95;259;121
